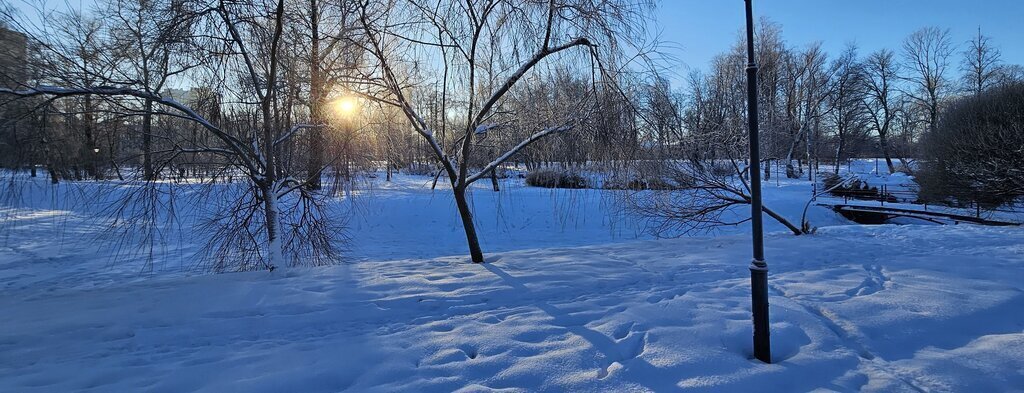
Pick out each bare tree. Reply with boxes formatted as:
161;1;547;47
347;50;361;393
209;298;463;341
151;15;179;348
1;0;341;270
626;47;806;237
961;27;1002;96
104;0;203;181
34;9;117;180
780;43;830;179
862;49;899;173
354;0;650;263
753;19;786;181
642;76;681;160
620;140;802;237
828;44;867;173
302;0;360;189
902;27;954;134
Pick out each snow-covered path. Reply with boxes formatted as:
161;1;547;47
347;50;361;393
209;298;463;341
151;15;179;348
2;223;1022;392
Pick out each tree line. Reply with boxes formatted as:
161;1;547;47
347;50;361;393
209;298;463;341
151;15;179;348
674;21;1021;180
615;21;1023;237
0;2;1021;267
0;0;655;267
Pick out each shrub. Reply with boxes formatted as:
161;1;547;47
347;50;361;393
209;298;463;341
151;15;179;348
525;169;589;189
918;82;1024;207
604;177;677;191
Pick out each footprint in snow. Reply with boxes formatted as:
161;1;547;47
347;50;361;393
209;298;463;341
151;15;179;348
459;345;478;360
612;322;634;340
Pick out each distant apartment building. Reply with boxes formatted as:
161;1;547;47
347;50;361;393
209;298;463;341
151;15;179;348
0;25;29;169
0;25;28;89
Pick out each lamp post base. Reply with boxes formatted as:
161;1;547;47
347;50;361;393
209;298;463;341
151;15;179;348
750;260;771;363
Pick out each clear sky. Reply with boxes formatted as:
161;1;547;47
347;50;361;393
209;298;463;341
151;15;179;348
18;0;1024;81
655;0;1024;74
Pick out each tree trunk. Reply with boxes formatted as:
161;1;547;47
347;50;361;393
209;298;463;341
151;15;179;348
490;169;500;191
261;106;283;268
307;125;324;189
878;132;896;174
261;0;284;269
453;186;484;263
142;99;155;181
306;0;324;190
261;182;284;269
833;131;845;175
41;109;58;184
785;128;803;178
83;95;98;179
762;205;802;235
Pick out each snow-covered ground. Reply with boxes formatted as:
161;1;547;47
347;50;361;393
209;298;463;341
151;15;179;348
2;164;1023;392
344;170;849;261
344;175;649;261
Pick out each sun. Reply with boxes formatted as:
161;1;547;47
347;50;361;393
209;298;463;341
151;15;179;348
333;96;359;118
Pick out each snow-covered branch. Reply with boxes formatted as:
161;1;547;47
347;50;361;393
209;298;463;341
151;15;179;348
357;5;456;181
274;123;318;146
471;37;594;129
474;123;499;135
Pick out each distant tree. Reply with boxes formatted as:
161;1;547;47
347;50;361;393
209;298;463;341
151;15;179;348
642;76;681;160
918;82;1024;206
960;28;1002;96
862;49;900;173
104;0;202;181
753;19;786;180
888;94;926;171
998;64;1024;86
780;43;831;179
827;44;868;173
902;27;954;134
2;0;342;271
355;0;649;263
40;10;116;180
684;50;746;161
301;0;360;190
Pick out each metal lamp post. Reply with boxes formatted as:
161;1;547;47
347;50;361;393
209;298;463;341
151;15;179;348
744;0;772;364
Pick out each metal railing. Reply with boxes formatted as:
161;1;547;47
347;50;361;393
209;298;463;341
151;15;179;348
815;180;1024;219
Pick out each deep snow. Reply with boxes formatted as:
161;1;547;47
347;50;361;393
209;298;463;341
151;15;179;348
1;163;1023;392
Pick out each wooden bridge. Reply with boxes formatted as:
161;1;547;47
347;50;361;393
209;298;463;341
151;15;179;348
820;203;1022;227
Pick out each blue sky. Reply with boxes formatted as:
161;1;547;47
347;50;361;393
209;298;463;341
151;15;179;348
655;0;1024;73
26;0;1024;80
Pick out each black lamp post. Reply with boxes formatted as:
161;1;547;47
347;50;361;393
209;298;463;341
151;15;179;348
744;0;772;364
